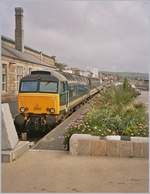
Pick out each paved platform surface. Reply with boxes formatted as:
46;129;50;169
2;150;149;193
33;103;89;150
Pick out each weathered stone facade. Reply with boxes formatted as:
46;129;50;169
1;37;56;102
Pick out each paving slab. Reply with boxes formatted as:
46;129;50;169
2;150;149;193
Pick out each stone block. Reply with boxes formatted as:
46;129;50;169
13;141;30;160
2;103;19;150
70;134;92;155
119;141;133;157
70;134;149;158
78;139;91;155
142;143;149;158
91;139;107;156
2;151;13;163
74;140;91;155
133;142;149;158
106;140;120;157
131;137;149;143
2;141;30;162
106;135;120;140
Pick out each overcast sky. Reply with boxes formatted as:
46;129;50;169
0;0;149;73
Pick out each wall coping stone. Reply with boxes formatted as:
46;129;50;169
70;134;149;158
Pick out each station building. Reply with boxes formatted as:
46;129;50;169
1;7;56;102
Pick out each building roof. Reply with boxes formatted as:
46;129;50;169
2;43;51;67
1;35;53;60
1;35;56;68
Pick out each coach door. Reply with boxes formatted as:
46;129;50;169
60;81;69;111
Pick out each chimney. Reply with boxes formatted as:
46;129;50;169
51;56;56;61
15;7;24;52
40;51;43;61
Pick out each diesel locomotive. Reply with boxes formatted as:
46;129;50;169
14;70;101;135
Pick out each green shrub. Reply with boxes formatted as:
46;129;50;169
100;79;138;107
63;79;148;148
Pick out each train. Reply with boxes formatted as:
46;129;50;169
14;70;101;135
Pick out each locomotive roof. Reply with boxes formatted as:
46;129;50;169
21;70;67;82
21;70;99;83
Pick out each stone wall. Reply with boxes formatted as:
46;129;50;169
1;56;53;102
70;134;149;158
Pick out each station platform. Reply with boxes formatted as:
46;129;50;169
2;149;149;193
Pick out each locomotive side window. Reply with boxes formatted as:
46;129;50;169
60;82;65;93
60;81;68;106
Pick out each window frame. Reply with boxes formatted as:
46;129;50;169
60;82;66;93
16;66;24;91
2;64;7;92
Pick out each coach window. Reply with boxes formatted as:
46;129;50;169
60;82;65;93
17;66;23;90
2;64;7;92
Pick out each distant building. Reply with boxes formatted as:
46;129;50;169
89;67;99;78
63;67;73;74
63;67;94;78
1;7;56;102
79;70;93;78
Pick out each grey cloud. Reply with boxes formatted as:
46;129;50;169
0;0;149;72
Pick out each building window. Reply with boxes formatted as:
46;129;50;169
17;66;23;90
2;64;7;92
29;67;32;74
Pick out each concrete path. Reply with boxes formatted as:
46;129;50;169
33;103;89;150
2;150;149;193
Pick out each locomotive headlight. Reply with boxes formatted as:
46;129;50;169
20;107;25;113
47;108;55;113
20;107;28;113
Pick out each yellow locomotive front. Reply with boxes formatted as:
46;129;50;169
18;91;60;115
14;70;67;135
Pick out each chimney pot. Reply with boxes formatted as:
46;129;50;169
15;7;23;16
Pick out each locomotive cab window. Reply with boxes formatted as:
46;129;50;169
20;80;58;93
20;81;38;92
39;81;58;93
